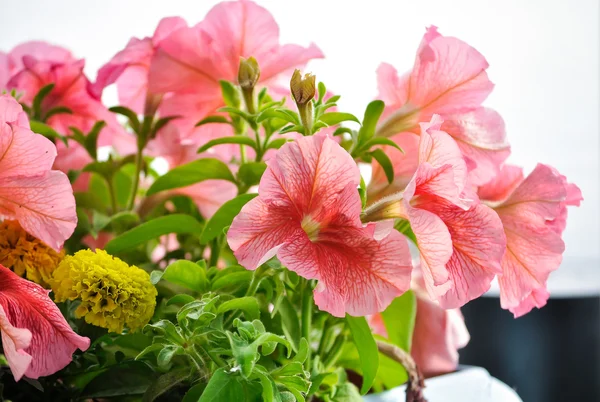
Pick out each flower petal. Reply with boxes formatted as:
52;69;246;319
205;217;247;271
0;266;90;379
442;108;511;186
0;171;76;251
477;164;524;203
408;26;493;116
0;304;33;381
177;179;238;219
260;43;324;83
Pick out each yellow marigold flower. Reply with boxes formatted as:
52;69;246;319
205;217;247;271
51;249;157;333
0;220;64;288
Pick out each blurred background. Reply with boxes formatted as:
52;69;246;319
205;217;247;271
1;0;598;401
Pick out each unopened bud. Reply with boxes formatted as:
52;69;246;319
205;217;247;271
238;57;260;90
290;69;316;106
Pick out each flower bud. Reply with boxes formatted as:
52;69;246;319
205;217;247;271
290;69;316;106
238;57;261;90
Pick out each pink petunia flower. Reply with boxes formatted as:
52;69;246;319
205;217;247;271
479;164;582;317
375;26;510;186
0;265;90;381
0;94;76;251
227;133;412;317
148;0;324;128
365;116;506;309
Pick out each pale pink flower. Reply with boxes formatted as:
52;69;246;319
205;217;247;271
479;164;582;317
367;116;506;308
228;134;412;317
148;0;324;127
0;265;90;381
0;95;76;251
6;53;133;155
375;26;510;186
92;17;187;113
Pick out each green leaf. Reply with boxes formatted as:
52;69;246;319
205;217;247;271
81;361;156;398
109;105;141;133
196;115;232;127
331;383;362;402
183;383;206;402
197;136;256;154
278;297;300;352
319;112;360;126
32;83;54;119
279;125;304;135
151;260;208;292
292;338;309;364
199;368;246;402
218;297;260;321
237;162;267;189
167;294;196;306
369;149;395;184
211;271;254;291
157;344;184;369
257;109;297;124
317;82;327;103
361;137;404;153
84;120;106;159
151;115;180;138
29;120;69;146
142;368;191;402
105;214;204;254
357;100;385;144
265;138;289;151
332;127;353;137
220;80;241;108
346;316;379;394
200;194;257;243
147;158;236;195
44;105;72;120
381;291;416;351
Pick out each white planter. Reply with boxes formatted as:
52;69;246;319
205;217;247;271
363;366;522;402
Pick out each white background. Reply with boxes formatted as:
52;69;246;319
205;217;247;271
1;0;598;266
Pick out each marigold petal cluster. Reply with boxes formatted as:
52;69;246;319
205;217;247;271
51;249;157;333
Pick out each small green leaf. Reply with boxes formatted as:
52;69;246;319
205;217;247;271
218;297;260;321
361;137;404;153
199;368;246;402
369;149;395;184
257;109;298;124
32;83;54;119
220;80;241;108
381;291;416;351
346;315;379;394
278;297;300;352
197;137;256;154
357;100;385;144
157;345;184;369
319;112;360;126
109;106;141;133
44;105;72;120
183;383;206;402
147;158;236;195
142;368;191;402
196;115;232;127
279;125;304;135
152;260;208;292
29;121;69;146
84;120;106;160
105;214;204;254
201;194;257;244
211;271;254;291
331;383;362;401
237;162;267;188
265;138;289;151
317;82;327;103
291;338;309;364
167;294;196;306
151;115;180;138
81;361;156;398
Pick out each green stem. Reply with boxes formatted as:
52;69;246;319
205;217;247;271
323;333;346;369
107;177;119;214
208;238;221;267
316;317;335;357
127;146;143;210
301;280;313;368
254;129;263;161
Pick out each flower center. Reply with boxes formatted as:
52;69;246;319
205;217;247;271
0;220;64;288
301;215;320;242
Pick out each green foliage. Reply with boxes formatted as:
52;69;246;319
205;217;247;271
147;158;236;195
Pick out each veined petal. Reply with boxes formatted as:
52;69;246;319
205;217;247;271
176;179;238;219
0;171;76;251
0;304;33;381
408;26;493;116
0;266;90;379
478;164;524;203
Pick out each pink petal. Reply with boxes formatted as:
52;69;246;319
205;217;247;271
0;266;90;379
494;164;579;316
0;97;56;177
0;52;10;89
152;17;188;44
8;41;73;71
53;140;93;192
408;26;493;116
442;108;511;186
279;222;412;317
376;63;409;113
0;171;76;251
477;164;524;203
260;43;324;83
0;304;33;381
509;287;550;318
228;197;304;270
419;198;506;308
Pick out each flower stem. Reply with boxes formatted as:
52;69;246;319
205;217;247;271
323;333;346;369
127;146;144;211
107;177;119;214
376;340;427;402
301;279;313;368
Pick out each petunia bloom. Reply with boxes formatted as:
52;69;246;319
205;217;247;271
0;94;76;251
364;116;506;309
228;134;412;317
478;164;582;317
0;265;90;381
374;26;510;186
148;0;324;128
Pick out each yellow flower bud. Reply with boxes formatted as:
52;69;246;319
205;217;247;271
290;69;316;106
238;57;261;90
